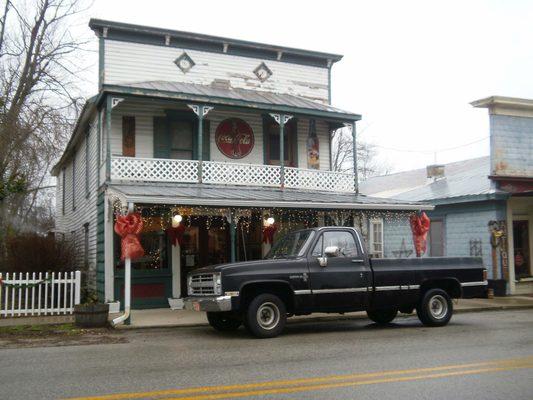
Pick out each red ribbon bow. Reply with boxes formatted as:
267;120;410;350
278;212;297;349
262;224;277;245
166;225;186;247
114;212;145;261
410;212;431;257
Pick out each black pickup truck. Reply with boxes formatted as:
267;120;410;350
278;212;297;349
184;227;487;338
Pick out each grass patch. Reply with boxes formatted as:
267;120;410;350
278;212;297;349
0;323;82;336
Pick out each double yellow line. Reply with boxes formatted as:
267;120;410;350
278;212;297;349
67;356;533;400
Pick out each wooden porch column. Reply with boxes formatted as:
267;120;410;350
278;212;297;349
269;113;293;188
188;104;214;183
229;210;236;263
106;96;124;182
352;121;359;193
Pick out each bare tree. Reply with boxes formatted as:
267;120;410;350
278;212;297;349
331;126;391;180
0;0;89;267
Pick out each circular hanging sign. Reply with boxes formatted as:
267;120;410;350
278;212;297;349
215;118;255;159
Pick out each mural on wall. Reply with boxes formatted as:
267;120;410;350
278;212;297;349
215;118;254;159
488;220;508;281
306;119;320;169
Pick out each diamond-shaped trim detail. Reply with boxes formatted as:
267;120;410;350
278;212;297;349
174;52;195;73
253;62;272;82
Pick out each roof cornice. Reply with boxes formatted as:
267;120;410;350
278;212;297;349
89;19;343;68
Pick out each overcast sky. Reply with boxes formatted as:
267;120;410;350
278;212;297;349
80;0;533;173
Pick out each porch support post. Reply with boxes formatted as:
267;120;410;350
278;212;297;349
270;113;293;189
188;104;214;183
106;96;124;182
506;201;516;294
105;96;112;182
352;121;359;193
229;210;236;263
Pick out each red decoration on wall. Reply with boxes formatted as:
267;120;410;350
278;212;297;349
114;212;145;261
215;118;254;159
410;212;431;257
262;224;277;244
166;225;186;247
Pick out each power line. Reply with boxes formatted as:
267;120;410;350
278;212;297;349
374;136;489;154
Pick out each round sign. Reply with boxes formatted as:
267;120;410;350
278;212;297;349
215;118;254;159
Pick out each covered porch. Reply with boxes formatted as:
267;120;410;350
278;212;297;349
102;184;428;309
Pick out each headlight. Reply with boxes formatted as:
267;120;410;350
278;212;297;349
214;272;222;295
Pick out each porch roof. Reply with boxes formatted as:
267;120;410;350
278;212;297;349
102;81;361;122
107;183;433;211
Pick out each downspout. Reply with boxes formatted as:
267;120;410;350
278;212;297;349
112;201;133;326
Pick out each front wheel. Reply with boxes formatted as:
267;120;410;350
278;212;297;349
206;312;242;332
367;308;398;324
245;294;287;338
416;288;453;327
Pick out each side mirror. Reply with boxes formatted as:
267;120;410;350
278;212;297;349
324;246;340;257
317;257;328;267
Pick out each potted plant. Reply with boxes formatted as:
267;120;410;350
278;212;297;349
74;289;109;328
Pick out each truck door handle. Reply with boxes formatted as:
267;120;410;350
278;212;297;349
351;259;364;263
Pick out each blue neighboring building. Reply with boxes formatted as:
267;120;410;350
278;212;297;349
361;96;533;295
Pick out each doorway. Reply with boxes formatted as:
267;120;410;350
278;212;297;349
179;216;231;296
513;220;531;278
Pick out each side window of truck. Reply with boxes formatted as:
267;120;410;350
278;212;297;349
312;231;359;257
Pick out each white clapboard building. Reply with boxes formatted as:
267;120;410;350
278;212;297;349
52;19;427;309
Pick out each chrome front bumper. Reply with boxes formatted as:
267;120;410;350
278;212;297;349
183;295;233;312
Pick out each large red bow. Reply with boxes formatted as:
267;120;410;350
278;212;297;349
262;224;277;244
114;212;145;261
166;225;186;247
410;212;431;257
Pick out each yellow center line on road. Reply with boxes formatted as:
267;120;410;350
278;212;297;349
64;356;533;400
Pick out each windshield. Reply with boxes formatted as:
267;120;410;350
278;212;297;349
265;230;314;259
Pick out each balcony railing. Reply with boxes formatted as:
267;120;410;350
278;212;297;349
111;156;356;193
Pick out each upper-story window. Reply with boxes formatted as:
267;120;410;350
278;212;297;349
85;127;90;198
264;117;297;167
72;151;76;211
153;113;209;160
62;167;66;215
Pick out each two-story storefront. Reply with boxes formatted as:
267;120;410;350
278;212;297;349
52;19;430;309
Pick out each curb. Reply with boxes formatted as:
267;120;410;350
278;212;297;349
114;304;533;330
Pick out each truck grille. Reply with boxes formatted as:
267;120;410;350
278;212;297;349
188;273;217;296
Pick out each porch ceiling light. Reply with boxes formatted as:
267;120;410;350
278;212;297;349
173;214;183;225
266;217;275;226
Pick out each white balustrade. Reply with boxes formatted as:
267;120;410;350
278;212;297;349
111;157;198;183
285;167;355;192
111;156;356;193
203;161;281;187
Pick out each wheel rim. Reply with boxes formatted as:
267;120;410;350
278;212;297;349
256;302;280;330
429;294;448;319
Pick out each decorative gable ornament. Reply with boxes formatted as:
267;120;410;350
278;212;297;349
174;52;195;73
253;62;272;82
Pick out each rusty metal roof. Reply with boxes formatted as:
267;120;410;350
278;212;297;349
103;81;361;121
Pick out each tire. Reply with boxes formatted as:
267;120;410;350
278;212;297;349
206;312;242;332
416;288;453;327
244;293;287;338
366;308;398;324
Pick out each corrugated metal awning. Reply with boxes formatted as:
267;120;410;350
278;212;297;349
107;183;433;211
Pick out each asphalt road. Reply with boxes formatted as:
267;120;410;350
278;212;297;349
0;309;532;400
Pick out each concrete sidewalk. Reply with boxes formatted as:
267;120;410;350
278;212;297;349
111;295;533;329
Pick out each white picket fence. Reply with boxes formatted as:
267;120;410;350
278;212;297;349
0;271;81;317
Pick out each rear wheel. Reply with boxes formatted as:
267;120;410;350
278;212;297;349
366;308;398;324
206;312;241;332
416;288;453;327
244;293;287;338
